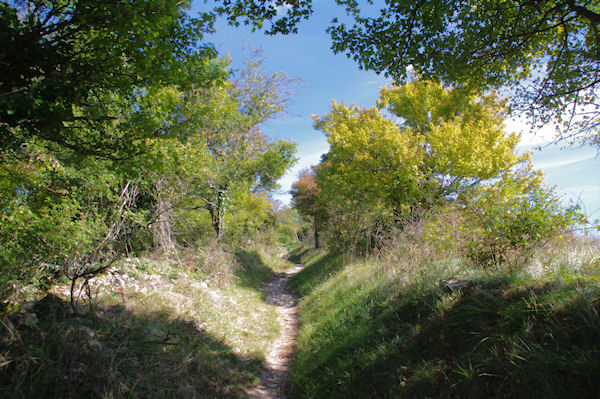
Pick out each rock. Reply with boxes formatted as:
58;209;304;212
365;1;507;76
439;278;474;293
20;301;36;312
87;338;102;350
18;312;38;327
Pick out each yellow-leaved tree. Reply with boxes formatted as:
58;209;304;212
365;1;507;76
315;78;524;221
310;78;529;251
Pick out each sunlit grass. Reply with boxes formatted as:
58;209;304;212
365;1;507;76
0;244;294;398
289;236;600;398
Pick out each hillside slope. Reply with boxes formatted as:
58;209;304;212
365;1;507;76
289;240;600;398
1;245;293;398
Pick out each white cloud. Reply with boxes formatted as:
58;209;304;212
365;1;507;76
362;77;393;86
535;153;597;170
273;2;292;17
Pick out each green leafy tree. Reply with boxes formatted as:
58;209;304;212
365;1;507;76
130;56;297;243
187;58;297;241
194;56;295;240
214;0;600;144
1;0;220;156
310;79;527;252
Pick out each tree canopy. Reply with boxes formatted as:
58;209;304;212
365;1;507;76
314;79;524;218
301;78;538;251
291;168;327;247
0;0;221;156
0;0;299;298
293;78;582;256
213;0;600;145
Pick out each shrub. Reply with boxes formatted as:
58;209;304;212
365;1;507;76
463;168;584;268
183;242;240;287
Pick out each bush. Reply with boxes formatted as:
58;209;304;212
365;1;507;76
180;242;241;287
417;167;584;271
320;201;394;255
463;169;584;268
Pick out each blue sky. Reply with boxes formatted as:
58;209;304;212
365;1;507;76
192;2;600;222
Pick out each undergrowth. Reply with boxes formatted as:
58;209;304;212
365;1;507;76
0;244;292;398
289;237;600;398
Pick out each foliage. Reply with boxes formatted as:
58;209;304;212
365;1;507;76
0;0;222;156
314;102;423;211
291;169;327;248
224;192;273;243
0;140;135;300
0;1;230;301
214;0;313;34
377;80;522;186
318;197;393;255
463;167;586;268
314;80;522;214
307;78;530;252
173;55;297;241
299;78;582;260
269;203;305;246
213;0;600;145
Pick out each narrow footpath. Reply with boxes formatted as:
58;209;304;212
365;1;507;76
249;264;303;399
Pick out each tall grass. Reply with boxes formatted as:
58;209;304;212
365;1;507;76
289;234;600;398
0;243;293;398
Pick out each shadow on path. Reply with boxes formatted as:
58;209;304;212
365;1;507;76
0;294;262;398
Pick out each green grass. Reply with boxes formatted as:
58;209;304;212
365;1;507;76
287;246;344;296
0;244;295;398
236;245;292;291
289;239;600;398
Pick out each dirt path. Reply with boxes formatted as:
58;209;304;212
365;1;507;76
249;264;303;399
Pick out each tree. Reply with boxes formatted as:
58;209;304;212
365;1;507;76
213;0;600;145
123;54;297;246
314;79;524;222
291;169;326;248
197;128;296;242
184;56;297;241
310;79;580;256
1;0;220;156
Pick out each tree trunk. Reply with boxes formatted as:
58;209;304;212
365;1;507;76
153;179;176;253
208;188;226;242
313;217;320;249
209;203;224;242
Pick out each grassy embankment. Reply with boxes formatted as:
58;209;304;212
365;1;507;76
0;244;293;398
288;238;600;398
